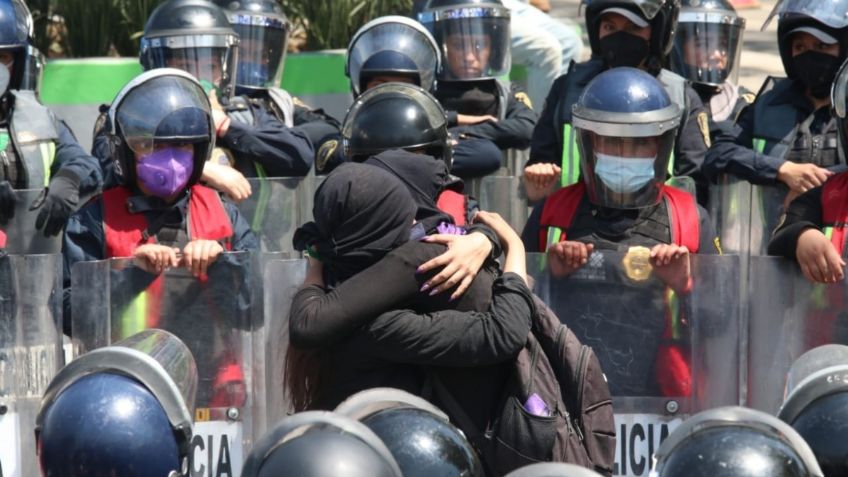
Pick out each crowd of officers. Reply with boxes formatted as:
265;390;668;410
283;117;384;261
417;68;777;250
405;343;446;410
13;0;848;475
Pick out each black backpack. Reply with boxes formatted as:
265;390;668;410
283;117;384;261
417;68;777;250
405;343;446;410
431;295;616;476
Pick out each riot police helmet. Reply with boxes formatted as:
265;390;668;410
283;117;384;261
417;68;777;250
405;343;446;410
140;0;239;101
832;58;848;154
504;463;605;477
581;0;680;71
418;0;511;81
764;0;848;90
36;329;198;477
572;67;681;209
342;82;452;167
652;406;823;477
0;0;34;91
241;411;403;477
106;68;215;193
212;0;289;95
346;15;441;97
670;0;745;87
778;345;848;477
335;388;484;477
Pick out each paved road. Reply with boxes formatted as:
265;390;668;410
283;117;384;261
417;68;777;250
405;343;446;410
546;0;783;92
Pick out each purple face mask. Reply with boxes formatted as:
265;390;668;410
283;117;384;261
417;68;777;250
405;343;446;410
136;147;194;198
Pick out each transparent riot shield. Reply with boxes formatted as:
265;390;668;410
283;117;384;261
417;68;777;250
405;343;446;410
237;178;303;253
71;252;265;476
2;189;63;255
0;253;63;477
708;174;788;256
746;255;848;414
477;175;531;233
529;251;741;477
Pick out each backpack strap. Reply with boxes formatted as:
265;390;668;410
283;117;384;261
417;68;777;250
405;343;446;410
662;185;700;253
538;183;586;250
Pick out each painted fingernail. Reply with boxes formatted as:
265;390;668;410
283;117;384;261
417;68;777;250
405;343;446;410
429;289;439;296
420;283;430;292
416;266;425;274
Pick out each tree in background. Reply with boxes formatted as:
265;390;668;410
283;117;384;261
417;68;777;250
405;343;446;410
27;0;413;57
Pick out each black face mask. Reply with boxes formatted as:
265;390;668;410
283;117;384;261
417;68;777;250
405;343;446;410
599;31;650;68
793;51;841;99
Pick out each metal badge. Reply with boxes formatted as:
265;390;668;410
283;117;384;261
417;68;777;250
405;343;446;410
622;246;653;282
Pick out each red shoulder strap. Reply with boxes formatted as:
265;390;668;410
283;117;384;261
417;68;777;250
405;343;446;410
662;185;700;253
188;185;233;249
822;173;848;254
538;182;586;250
102;186;153;258
436;189;468;226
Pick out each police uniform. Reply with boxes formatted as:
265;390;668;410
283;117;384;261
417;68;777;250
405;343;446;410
527;59;711;200
704;77;841;183
436;78;538;178
694;82;755;141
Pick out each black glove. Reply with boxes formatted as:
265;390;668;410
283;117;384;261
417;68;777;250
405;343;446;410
0;180;16;225
33;170;80;237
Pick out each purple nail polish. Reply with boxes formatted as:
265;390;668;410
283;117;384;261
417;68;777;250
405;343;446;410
420;283;430;292
429;289;438;296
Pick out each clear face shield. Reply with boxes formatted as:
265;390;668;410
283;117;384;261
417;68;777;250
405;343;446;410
20;44;44;93
230;15;288;91
115;75;212;157
763;0;848;30
671;12;745;86
140;34;238;101
421;6;510;81
347;17;440;96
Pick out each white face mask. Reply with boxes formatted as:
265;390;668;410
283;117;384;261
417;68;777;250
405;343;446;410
593;153;657;194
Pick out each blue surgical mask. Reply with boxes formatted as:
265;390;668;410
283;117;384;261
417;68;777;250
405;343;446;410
593;153;656;194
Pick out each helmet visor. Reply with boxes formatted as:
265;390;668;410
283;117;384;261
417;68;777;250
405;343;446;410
141;35;238;100
20;44;43;93
671;14;745;86
763;0;848;30
577;130;675;209
422;7;510;81
348;19;440;95
581;0;667;20
231;20;288;90
116;76;212;156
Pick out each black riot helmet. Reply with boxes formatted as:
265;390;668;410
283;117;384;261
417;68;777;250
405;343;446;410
765;0;848;86
335;388;484;477
346;15;441;97
573;67;681;209
241;411;403;477
418;0;511;81
778;345;848;477
582;0;680;71
505;463;605;477
0;0;34;92
670;0;745;87
342;82;452;167
652;406;824;477
106;68;214;190
212;0;290;95
36;330;198;477
140;0;239;101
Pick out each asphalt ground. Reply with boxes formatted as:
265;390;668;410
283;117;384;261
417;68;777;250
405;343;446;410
546;0;784;92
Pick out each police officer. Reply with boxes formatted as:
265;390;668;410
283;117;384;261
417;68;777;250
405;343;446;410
705;0;848;196
0;0;102;238
419;0;538;179
241;411;403;477
36;329;198;477
652;406;824;477
335;388;484;477
92;0;313;197
670;0;754;138
520;68;719;396
524;0;711;204
769;58;848;284
212;0;341;175
778;345;848;477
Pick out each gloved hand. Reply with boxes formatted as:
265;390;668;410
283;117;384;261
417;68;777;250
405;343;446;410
32;170;80;237
0;180;16;225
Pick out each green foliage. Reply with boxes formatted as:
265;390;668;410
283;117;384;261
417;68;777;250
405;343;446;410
33;0;166;57
282;0;414;51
